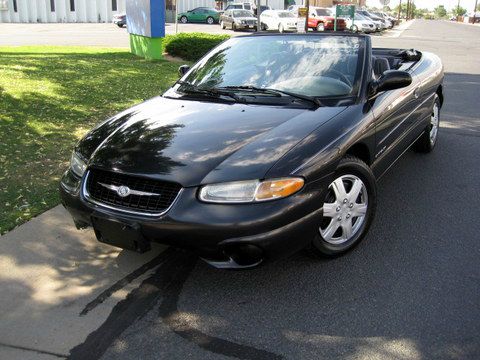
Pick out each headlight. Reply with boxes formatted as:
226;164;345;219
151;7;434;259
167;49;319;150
70;152;87;178
199;177;304;203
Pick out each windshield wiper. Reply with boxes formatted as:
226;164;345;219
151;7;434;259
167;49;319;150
218;85;323;107
176;81;241;102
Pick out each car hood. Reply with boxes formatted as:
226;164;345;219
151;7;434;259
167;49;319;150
236;17;257;21
81;96;346;187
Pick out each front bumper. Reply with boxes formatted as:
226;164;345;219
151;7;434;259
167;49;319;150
60;169;330;268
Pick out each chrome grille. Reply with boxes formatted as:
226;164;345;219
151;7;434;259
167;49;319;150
84;169;182;215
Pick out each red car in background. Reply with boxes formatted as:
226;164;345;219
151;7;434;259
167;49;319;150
308;7;346;31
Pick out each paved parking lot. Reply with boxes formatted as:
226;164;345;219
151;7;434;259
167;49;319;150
0;19;479;360
0;20;410;47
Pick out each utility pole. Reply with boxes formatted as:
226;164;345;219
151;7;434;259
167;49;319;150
174;0;178;34
397;0;402;21
410;0;414;19
474;0;478;23
305;0;310;33
256;0;261;31
406;0;410;20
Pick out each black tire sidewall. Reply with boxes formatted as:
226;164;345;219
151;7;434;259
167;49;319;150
180;16;187;23
312;157;377;256
207;16;214;24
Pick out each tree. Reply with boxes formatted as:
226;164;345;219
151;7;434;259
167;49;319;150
394;3;416;18
414;8;429;18
434;5;447;18
453;6;467;16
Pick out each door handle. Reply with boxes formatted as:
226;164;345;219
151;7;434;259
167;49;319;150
414;88;420;99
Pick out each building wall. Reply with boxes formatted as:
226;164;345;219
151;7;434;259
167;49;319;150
0;0;126;23
0;0;286;23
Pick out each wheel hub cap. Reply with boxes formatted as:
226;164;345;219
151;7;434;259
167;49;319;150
320;175;368;245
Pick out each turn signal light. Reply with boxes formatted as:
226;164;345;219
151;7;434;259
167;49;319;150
255;178;304;201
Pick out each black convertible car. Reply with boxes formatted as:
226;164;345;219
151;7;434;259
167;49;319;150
60;34;443;269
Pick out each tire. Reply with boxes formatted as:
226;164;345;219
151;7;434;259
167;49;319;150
180;16;188;24
206;16;214;25
232;23;237;31
413;94;440;153
350;24;358;33
278;24;284;33
221;21;226;29
316;22;324;31
311;156;377;257
116;23;123;28
261;23;267;31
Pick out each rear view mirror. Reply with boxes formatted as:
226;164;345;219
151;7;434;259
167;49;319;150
178;65;190;77
370;70;412;96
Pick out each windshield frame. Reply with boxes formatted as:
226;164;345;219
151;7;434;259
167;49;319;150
170;34;369;107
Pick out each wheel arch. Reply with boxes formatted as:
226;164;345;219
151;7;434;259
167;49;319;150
436;85;444;107
345;142;372;166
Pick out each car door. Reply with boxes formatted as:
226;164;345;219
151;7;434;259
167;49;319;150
189;8;202;22
370;61;420;177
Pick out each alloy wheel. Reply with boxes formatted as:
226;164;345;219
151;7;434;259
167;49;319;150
430;101;439;145
207;17;214;24
180;16;187;24
320;175;368;245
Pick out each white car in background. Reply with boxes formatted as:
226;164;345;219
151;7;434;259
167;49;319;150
260;10;297;32
345;14;376;33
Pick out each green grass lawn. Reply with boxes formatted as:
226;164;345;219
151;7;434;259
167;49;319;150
0;46;180;234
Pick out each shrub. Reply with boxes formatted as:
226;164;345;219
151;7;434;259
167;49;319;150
164;33;230;62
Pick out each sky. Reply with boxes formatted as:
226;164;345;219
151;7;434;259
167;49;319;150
366;0;478;12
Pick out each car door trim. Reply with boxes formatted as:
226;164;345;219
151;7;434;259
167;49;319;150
378;92;434;146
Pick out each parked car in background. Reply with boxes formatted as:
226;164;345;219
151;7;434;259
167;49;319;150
356;11;383;31
112;13;126;28
376;12;397;26
224;2;254;13
308;7;346;31
260;10;297;32
178;7;220;24
287;4;302;16
344;14;376;33
357;10;389;29
255;5;272;15
220;9;257;31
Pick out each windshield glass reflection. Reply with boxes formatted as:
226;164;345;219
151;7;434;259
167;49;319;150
180;35;364;99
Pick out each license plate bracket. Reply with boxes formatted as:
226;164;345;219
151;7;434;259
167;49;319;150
91;216;151;253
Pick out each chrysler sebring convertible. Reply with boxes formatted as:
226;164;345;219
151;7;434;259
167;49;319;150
60;34;444;269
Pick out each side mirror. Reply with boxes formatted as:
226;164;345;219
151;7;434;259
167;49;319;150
370;70;412;96
178;65;190;77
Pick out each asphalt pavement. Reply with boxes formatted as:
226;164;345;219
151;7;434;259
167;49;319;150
0;19;479;360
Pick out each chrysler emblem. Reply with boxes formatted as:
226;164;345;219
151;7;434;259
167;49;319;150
117;186;131;197
98;182;161;197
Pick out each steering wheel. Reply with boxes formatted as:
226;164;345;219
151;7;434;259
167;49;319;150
315;69;352;88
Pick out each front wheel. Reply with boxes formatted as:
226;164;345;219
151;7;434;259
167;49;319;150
316;22;325;31
180;16;188;24
206;16;214;25
311;156;377;256
350;24;358;33
413;94;440;153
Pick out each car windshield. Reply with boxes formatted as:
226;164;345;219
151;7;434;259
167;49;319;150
278;11;296;18
315;9;332;16
233;10;253;17
178;35;365;101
